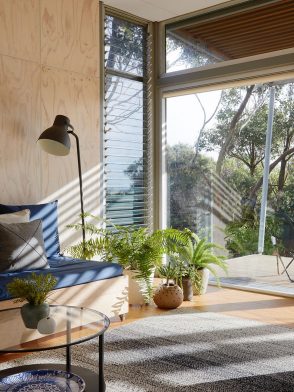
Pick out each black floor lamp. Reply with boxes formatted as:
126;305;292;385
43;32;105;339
37;115;86;250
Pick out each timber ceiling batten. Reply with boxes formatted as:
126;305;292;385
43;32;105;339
173;0;294;61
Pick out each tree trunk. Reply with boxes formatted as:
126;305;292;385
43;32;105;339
249;141;255;176
248;147;294;201
216;85;255;175
278;157;287;191
278;132;292;192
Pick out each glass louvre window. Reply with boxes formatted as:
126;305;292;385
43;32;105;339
104;15;150;227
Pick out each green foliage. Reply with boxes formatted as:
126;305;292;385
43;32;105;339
67;215;189;302
113;226;190;302
105;16;144;75
225;213;282;257
172;230;227;286
6;273;57;306
166;33;216;71
157;264;179;286
159;229;227;292
165;83;294;259
158;258;202;292
221;159;261;198
166;144;215;232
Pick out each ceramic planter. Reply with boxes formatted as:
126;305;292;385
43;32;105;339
193;268;210;295
153;283;183;309
124;269;155;305
21;303;50;329
37;316;57;334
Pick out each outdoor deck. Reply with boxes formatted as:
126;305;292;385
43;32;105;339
213;254;294;297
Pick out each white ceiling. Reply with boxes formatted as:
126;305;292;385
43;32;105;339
103;0;232;22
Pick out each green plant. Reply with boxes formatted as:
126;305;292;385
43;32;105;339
67;214;114;261
67;215;189;302
6;273;57;306
170;230;227;290
225;213;282;257
157;264;179;286
157;259;202;298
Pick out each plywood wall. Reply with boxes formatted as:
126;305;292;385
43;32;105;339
0;0;101;249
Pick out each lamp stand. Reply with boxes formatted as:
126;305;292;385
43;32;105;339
68;130;86;251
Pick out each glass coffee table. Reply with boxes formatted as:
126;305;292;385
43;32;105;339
0;305;110;391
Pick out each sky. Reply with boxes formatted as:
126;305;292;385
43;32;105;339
166;90;222;152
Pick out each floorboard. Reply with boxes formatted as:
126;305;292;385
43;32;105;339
1;285;294;364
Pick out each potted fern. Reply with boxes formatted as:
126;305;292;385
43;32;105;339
171;230;228;297
107;226;163;305
6;273;57;329
68;215;188;304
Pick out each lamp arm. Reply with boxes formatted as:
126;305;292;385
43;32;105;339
68;130;86;251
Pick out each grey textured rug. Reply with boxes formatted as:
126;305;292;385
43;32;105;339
2;309;294;391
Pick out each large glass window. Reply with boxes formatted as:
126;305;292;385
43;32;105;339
165;81;294;289
104;15;151;227
166;0;294;73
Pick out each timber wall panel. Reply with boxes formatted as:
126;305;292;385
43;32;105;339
0;0;40;62
0;55;41;204
41;0;100;77
40;65;100;247
0;0;101;250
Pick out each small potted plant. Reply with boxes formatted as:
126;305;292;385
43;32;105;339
170;229;228;298
6;272;57;329
168;258;201;301
153;263;183;309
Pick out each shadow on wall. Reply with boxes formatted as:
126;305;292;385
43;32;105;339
40;164;103;252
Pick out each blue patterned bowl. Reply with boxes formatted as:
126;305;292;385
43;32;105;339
0;369;85;392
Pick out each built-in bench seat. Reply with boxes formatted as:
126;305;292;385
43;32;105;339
0;202;129;319
0;256;123;301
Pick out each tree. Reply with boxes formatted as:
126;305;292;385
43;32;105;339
199;83;294;202
247;84;294;202
166;145;214;234
105;16;146;125
215;85;255;174
166;33;217;72
199;85;266;174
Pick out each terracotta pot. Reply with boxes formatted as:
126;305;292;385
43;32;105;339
124;269;155;305
21;303;50;329
153;283;183;309
182;276;193;301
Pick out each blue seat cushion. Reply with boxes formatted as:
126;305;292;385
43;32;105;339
0;201;60;258
0;256;123;301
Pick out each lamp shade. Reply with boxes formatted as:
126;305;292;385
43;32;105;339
37;115;71;156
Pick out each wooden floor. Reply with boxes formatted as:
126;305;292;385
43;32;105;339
2;285;294;364
111;285;294;329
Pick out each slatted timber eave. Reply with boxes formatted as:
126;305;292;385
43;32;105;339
172;0;294;61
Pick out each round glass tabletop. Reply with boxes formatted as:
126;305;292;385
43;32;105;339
0;305;109;353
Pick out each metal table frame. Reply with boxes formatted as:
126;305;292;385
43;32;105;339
0;305;110;391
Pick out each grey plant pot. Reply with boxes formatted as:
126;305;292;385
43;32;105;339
182;276;193;301
21;303;50;329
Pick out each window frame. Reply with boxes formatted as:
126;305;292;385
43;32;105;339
154;0;294;230
160;0;294;78
100;0;294;232
101;4;154;229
